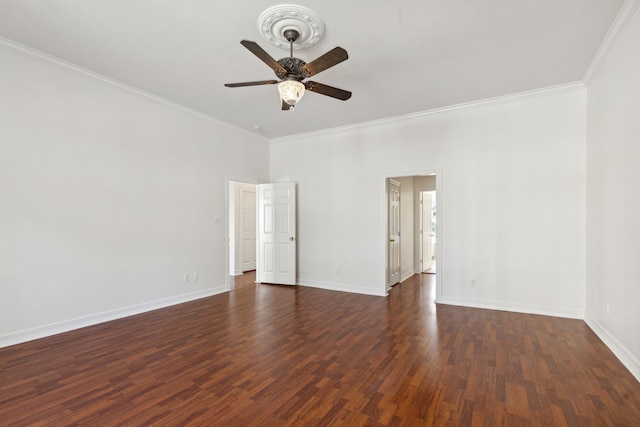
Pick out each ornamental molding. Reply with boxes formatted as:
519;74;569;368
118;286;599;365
258;4;326;50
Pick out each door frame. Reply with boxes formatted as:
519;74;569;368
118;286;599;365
382;169;443;301
417;189;436;273
225;175;261;290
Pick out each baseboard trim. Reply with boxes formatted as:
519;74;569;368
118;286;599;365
297;279;386;297
585;317;640;383
435;298;639;383
435;296;584;319
400;270;416;283
0;286;228;349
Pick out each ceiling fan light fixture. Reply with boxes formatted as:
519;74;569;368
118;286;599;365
278;80;305;105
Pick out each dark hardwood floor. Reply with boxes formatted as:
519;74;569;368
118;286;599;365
1;273;639;426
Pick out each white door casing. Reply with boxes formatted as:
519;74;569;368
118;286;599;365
421;192;433;272
388;179;400;288
257;182;297;285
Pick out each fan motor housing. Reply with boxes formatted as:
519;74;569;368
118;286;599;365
276;57;308;80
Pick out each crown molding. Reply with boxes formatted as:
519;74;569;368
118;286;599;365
0;36;269;142
583;0;640;85
269;81;585;144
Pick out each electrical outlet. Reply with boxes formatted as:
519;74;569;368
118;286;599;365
183;273;190;283
470;279;477;288
193;272;199;281
606;301;610;315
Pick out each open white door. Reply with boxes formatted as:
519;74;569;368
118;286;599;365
388;179;400;289
257;182;297;285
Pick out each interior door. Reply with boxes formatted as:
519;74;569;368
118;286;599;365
388;179;400;288
240;186;256;272
257;182;296;285
421;192;433;272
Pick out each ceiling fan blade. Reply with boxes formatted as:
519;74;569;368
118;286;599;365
240;40;288;75
224;80;278;87
301;47;348;77
282;100;293;111
304;81;352;101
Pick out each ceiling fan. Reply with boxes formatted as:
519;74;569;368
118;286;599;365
224;29;351;111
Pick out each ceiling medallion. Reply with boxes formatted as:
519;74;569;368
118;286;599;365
257;4;325;50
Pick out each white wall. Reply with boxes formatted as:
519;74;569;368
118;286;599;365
585;4;640;379
271;87;586;316
0;44;269;345
414;175;436;191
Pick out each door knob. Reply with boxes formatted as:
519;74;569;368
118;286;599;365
289;237;295;241
390;239;395;242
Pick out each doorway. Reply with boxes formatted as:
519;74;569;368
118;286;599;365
228;179;298;289
385;173;439;295
228;180;257;278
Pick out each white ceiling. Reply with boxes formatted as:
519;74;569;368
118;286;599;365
0;0;624;139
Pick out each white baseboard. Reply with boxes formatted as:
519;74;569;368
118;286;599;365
435;296;584;319
0;285;229;349
400;270;416;283
297;279;386;297
585;317;640;383
435;297;640;382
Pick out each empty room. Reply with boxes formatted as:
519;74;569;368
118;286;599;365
1;0;640;425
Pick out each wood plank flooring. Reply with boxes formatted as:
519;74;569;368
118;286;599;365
1;273;640;426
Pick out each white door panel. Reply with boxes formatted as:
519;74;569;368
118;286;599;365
388;180;401;289
240;186;256;272
257;182;296;285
